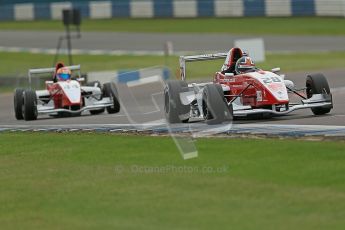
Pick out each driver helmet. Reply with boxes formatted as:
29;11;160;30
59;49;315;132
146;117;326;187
235;56;256;74
56;67;71;81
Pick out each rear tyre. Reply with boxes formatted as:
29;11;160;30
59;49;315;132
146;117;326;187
22;89;38;121
103;82;120;114
306;73;332;115
164;80;190;123
202;84;233;125
87;81;105;115
14;88;24;120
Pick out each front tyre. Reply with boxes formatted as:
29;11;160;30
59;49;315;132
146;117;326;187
103;82;120;114
164;80;190;123
202;84;233;125
14;88;24;120
306;73;332;115
22;89;38;121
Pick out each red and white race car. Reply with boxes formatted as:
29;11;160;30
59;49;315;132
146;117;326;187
14;62;120;121
164;47;333;124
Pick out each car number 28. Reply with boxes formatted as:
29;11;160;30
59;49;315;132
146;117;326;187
262;76;281;84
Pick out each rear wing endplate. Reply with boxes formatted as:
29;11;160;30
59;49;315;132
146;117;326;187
179;53;227;80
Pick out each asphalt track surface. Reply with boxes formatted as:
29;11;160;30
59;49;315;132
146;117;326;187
1;69;344;127
1;31;345;53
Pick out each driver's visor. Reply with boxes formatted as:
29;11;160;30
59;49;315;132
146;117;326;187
57;73;71;80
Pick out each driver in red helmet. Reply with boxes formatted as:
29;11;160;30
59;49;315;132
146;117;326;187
234;56;256;75
53;62;65;82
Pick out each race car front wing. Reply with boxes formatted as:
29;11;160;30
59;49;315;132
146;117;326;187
233;93;333;117
37;98;113;114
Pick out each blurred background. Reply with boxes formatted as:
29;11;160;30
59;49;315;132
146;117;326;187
1;3;345;228
0;0;344;90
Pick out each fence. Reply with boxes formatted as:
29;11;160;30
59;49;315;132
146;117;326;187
0;0;344;21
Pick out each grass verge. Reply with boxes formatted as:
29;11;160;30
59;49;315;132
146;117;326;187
1;18;345;35
1;51;345;79
0;133;344;229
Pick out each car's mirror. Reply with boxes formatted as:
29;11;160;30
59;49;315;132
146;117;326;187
225;73;234;77
271;67;281;73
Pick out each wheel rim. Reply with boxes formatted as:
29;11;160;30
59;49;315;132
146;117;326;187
110;95;114;109
34;102;37;117
202;92;209;119
306;83;313;98
21;96;25;118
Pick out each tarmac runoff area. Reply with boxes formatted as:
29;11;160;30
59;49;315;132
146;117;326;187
0;69;345;138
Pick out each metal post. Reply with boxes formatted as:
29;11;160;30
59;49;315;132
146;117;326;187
66;24;73;65
53;36;64;67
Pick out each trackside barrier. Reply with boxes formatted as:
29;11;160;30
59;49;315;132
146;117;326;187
0;0;344;21
0;67;170;90
87;67;171;84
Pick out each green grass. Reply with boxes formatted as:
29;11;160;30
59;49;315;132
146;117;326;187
0;86;15;93
1;51;345;79
0;133;344;229
1;18;345;35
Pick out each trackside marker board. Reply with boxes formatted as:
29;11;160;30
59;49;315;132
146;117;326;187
234;38;265;62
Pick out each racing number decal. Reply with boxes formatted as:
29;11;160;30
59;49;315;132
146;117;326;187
262;76;281;84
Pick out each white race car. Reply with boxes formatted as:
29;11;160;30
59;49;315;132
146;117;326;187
14;63;120;121
164;48;333;124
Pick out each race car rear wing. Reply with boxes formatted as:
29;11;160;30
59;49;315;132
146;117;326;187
28;65;81;75
28;65;81;85
179;53;227;80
